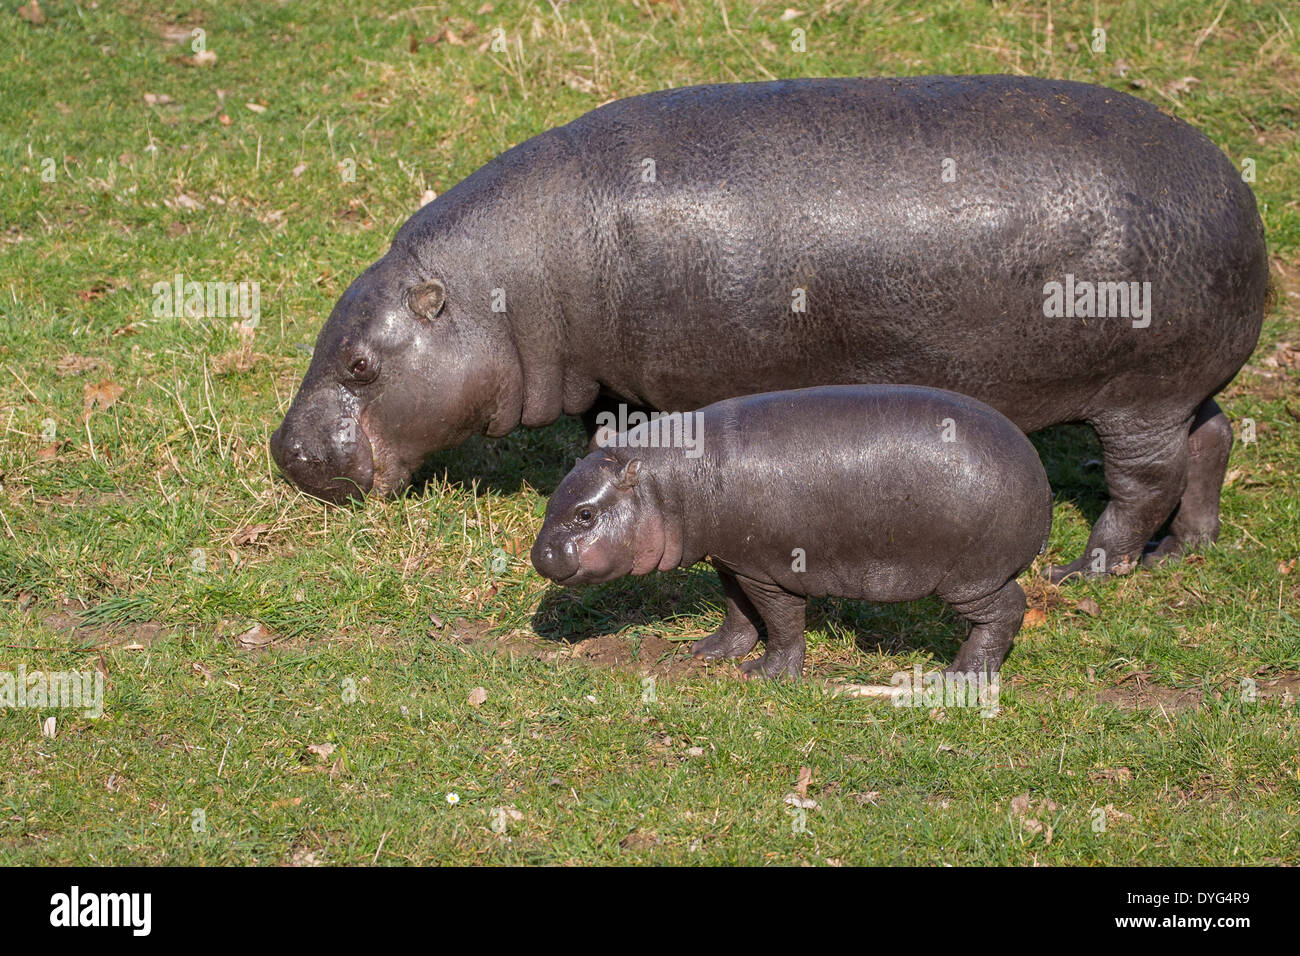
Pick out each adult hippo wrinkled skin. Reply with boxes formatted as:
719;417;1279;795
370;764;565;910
531;385;1054;679
270;75;1268;581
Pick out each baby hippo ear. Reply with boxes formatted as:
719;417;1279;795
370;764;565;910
407;280;447;321
617;459;641;490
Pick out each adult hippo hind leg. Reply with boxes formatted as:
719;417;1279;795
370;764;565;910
945;580;1026;676
1048;414;1192;583
691;563;762;661
733;577;807;680
1143;398;1234;565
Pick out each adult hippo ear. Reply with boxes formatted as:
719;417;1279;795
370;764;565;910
407;280;446;321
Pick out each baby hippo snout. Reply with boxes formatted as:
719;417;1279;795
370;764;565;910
531;536;580;583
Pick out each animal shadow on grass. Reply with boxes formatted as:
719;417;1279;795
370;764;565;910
532;570;985;669
409;418;588;498
1030;423;1110;530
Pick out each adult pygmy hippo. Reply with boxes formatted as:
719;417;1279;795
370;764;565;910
270;75;1267;582
531;385;1053;679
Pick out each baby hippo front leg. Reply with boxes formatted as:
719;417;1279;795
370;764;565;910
691;563;762;662
733;576;807;680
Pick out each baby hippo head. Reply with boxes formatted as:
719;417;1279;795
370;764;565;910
532;454;670;586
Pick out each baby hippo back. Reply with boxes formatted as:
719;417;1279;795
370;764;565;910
659;385;1053;604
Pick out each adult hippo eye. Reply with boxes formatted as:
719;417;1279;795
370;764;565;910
577;507;594;524
346;355;378;383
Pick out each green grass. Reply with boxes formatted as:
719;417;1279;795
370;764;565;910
1;0;1298;865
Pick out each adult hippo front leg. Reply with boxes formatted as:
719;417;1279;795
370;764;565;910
1049;415;1191;583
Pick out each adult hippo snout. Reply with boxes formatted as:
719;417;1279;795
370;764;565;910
270;387;374;504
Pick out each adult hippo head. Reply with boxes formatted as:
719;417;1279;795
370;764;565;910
270;249;528;503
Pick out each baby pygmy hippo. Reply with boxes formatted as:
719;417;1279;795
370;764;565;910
531;385;1052;679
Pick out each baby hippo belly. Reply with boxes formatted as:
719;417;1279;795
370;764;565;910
722;497;1026;605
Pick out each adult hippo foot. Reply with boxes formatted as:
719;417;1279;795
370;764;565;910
1141;529;1216;567
1044;557;1099;585
691;625;760;661
738;648;805;681
944;649;1005;679
1045;551;1142;584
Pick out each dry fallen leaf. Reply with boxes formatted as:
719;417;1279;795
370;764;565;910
234;623;273;650
143;92;174;106
1074;598;1101;617
1010;793;1058;843
18;1;45;25
232;524;270;546
468;686;488;707
307;742;336;761
82;379;124;421
245;101;266;113
1022;607;1048;629
1165;75;1200;97
41;715;56;737
795;766;813;798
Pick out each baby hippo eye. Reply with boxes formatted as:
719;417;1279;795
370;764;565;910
577;508;593;523
350;358;368;376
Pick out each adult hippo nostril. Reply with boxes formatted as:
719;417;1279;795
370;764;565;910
269;414;375;505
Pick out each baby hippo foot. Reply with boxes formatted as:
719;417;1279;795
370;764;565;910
695;564;762;661
738;646;806;680
691;625;759;661
946;580;1024;677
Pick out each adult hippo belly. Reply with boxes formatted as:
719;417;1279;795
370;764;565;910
270;75;1268;581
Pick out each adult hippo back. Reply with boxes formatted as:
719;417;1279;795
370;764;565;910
270;75;1268;581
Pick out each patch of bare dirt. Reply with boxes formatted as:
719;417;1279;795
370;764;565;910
37;611;169;650
1093;681;1203;712
431;619;714;681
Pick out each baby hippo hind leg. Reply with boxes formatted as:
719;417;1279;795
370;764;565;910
945;580;1026;677
733;576;807;680
1144;398;1233;565
691;563;762;661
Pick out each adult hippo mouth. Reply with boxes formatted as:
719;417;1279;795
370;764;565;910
269;412;376;504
